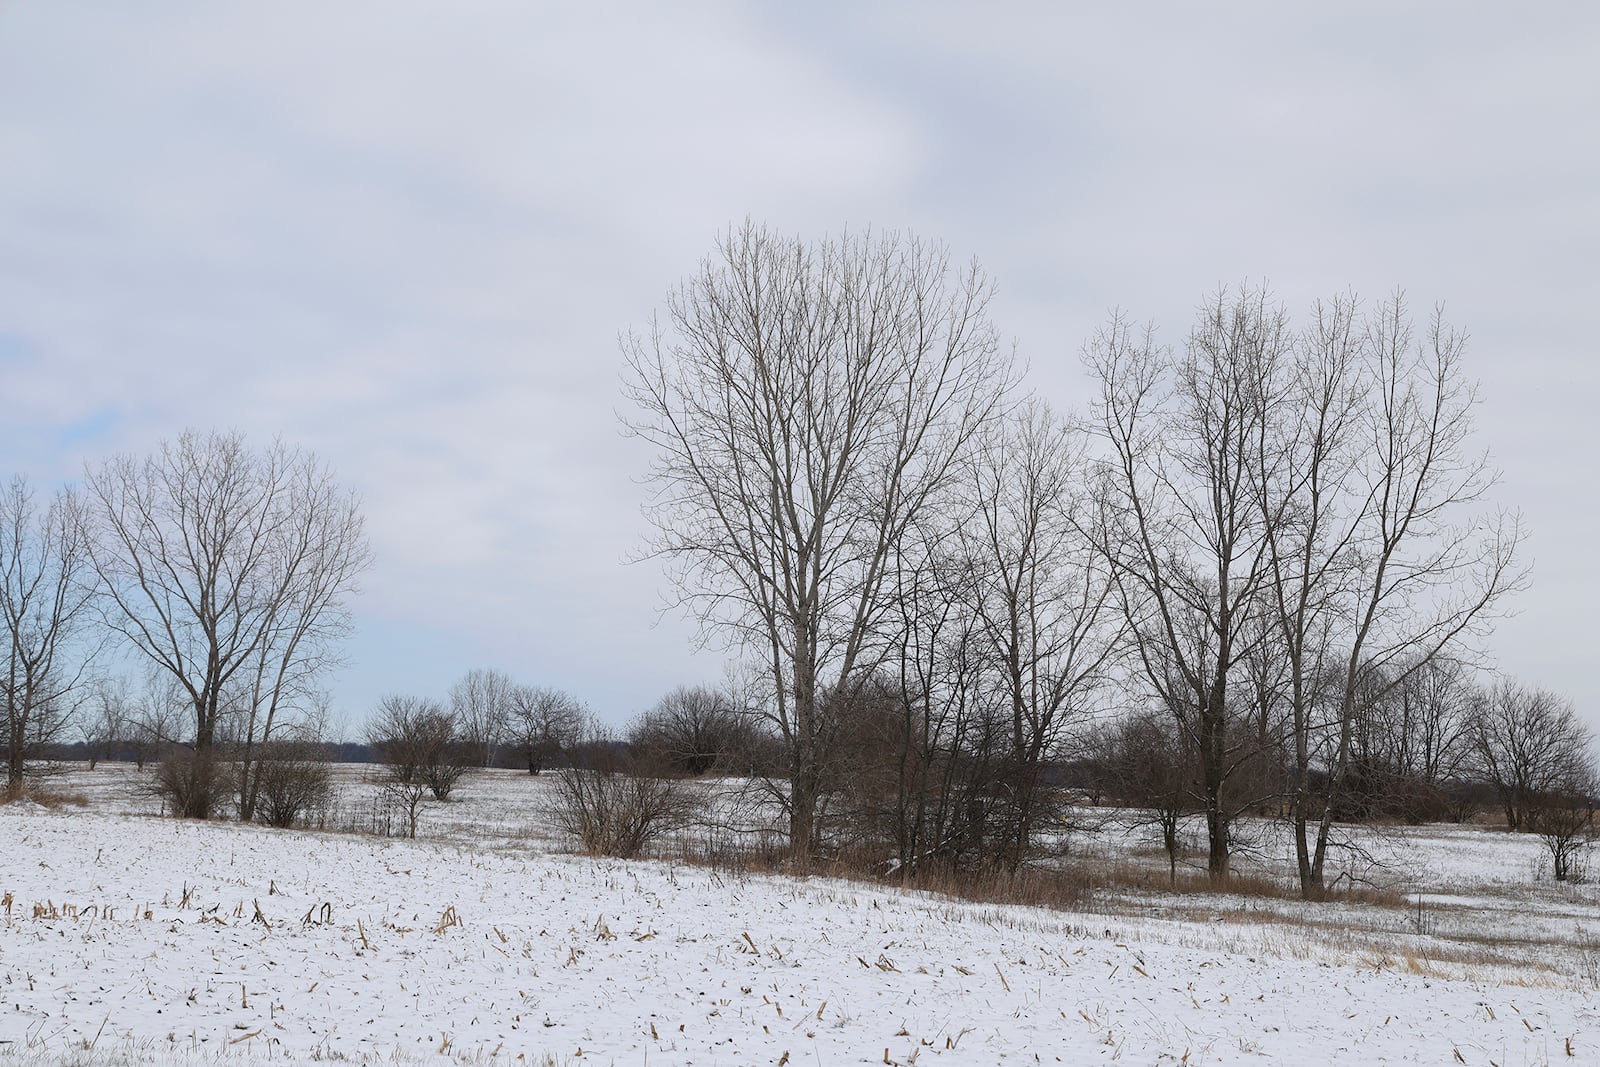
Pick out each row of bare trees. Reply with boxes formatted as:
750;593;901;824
623;223;1583;888
365;672;590;792
1083;663;1595;878
363;674;766;847
366;672;770;788
1;431;370;819
1085;287;1524;894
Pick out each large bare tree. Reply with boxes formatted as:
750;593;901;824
85;431;369;817
1086;289;1286;880
1;478;100;786
961;401;1121;869
622;222;1015;863
1253;293;1522;895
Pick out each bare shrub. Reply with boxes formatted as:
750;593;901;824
252;741;334;828
878;862;1098;913
547;746;701;858
1526;790;1596;883
153;745;224;819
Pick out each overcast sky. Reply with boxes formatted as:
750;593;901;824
3;3;1596;736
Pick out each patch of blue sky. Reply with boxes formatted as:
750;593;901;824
57;408;119;447
0;332;30;362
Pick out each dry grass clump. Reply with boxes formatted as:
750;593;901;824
0;781;90;808
651;835;1407;922
1082;858;1405;907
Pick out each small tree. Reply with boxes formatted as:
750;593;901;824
367;694;471;801
1105;709;1198;883
1527;787;1595;883
629;685;747;776
375;777;427;839
507;684;588;774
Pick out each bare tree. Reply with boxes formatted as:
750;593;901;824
367;694;470;801
506;684;588;774
872;512;1001;875
1;478;100;787
622;222;1016;864
1347;656;1477;822
630;684;746;776
960;402;1121;869
128;670;188;770
450;667;515;768
1387;657;1477;797
83;677;134;768
1526;786;1595;883
1252;292;1522;895
1085;289;1286;880
1102;708;1198;883
84;431;369;818
1470;679;1592;832
231;462;369;821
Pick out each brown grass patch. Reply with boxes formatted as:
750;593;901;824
0;782;90;808
652;838;1403;919
1080;858;1405;907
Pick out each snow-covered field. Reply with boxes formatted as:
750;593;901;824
1;765;1596;1065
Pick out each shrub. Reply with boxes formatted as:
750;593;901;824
253;741;335;828
153;746;224;819
547;748;701;858
0;782;89;808
1526;791;1595;882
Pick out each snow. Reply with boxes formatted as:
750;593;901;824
0;766;1596;1065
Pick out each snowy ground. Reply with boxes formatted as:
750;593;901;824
0;765;1596;1065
